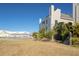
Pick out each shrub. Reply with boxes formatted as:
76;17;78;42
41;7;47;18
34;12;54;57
39;28;46;39
54;22;70;42
39;28;54;40
45;31;54;40
72;37;79;45
32;32;38;38
37;32;45;39
73;23;79;37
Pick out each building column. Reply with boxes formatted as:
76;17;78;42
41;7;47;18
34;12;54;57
50;5;55;30
39;18;42;31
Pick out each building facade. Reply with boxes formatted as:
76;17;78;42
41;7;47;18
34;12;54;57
73;3;79;23
39;5;74;32
0;30;32;38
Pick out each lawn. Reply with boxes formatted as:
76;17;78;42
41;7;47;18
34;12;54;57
0;38;79;56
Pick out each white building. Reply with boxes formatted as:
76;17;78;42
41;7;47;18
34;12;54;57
39;5;74;32
0;30;32;38
73;3;79;23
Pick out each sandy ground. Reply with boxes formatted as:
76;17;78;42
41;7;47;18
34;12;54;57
0;38;79;56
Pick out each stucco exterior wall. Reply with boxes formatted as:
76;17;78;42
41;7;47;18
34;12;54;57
54;8;61;21
73;3;79;23
50;5;55;30
39;5;74;32
58;19;74;24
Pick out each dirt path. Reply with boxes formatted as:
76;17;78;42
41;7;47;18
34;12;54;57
0;38;79;56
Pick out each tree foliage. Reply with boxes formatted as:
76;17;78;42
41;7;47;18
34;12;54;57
54;22;73;42
73;23;79;37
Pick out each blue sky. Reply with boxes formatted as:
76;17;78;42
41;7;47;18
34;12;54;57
0;3;72;32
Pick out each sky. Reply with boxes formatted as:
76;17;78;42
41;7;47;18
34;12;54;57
0;3;72;33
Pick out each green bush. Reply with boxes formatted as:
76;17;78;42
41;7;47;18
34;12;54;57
54;22;70;42
72;37;79;43
45;31;54;40
38;28;54;40
73;23;79;37
32;32;38;38
37;32;45;39
53;21;79;45
39;28;46;39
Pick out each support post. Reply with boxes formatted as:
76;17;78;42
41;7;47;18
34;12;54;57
69;32;72;45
